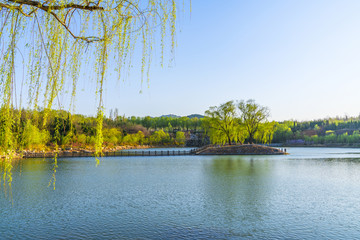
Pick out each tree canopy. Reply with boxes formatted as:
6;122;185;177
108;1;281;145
204;100;272;145
204;101;240;145
238;99;270;144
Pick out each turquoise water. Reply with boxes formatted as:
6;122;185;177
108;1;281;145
1;147;360;239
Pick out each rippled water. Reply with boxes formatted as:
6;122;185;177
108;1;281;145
1;147;360;239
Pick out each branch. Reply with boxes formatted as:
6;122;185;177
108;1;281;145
0;2;32;16
7;0;105;11
48;10;102;43
1;0;155;43
2;0;108;43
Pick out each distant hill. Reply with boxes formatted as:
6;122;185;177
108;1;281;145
160;114;181;118
187;114;204;119
159;114;204;119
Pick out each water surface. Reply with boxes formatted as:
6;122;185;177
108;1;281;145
1;147;360;239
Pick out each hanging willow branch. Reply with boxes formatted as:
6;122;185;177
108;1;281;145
0;0;187;190
0;0;153;43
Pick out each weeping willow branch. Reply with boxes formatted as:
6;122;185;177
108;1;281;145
2;0;130;43
0;0;188;191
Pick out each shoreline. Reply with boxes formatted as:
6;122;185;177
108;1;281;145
3;145;193;160
5;144;360;160
2;145;150;160
3;144;288;159
277;144;360;148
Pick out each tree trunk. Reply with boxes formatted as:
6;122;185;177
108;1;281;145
249;134;253;144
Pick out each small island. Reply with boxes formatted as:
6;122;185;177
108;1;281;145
195;144;287;155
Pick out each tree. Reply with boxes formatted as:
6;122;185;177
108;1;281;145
22;119;50;150
109;109;114;121
238;99;270;144
0;1;181;121
175;131;186;145
150;129;170;145
142;116;152;130
273;123;293;143
204;101;238;145
254;121;276;144
190;117;200;131
1;0;180;116
0;0;188;189
103;128;122;146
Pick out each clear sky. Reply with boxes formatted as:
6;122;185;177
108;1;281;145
74;0;360;121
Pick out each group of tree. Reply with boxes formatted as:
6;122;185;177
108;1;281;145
202;100;360;146
0;109;189;152
203;99;274;145
4;103;360;154
108;114;203;132
272;117;360;145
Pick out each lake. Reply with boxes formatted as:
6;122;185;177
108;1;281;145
1;147;360;239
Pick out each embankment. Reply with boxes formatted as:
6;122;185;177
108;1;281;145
196;144;287;155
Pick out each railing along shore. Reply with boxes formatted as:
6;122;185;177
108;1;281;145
21;144;287;159
23;149;197;158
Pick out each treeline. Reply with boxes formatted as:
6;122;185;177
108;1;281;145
2;106;360;152
201;99;360;146
107;115;203;132
273;117;360;145
0;109;192;151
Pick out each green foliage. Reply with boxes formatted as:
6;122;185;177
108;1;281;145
136;131;146;145
95;109;104;164
0;108;205;152
87;136;97;145
0;0;187;189
271;116;360;145
22;119;50;150
150;130;171;145
122;132;140;145
255;121;276;144
122;114;204;132
273;123;293;143
62;132;75;146
76;134;87;145
301;131;360;145
175;131;186;145
325;130;335;135
311;135;320;144
338;132;349;144
5;105;360;153
204;101;239;145
103;128;122;146
324;133;336;143
204;100;272;145
238;99;270;144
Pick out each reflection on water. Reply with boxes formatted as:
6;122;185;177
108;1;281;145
203;157;271;236
1;148;360;239
209;156;269;176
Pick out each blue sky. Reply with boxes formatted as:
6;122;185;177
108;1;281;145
74;0;360;121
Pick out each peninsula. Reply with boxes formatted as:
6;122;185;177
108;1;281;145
195;144;287;155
